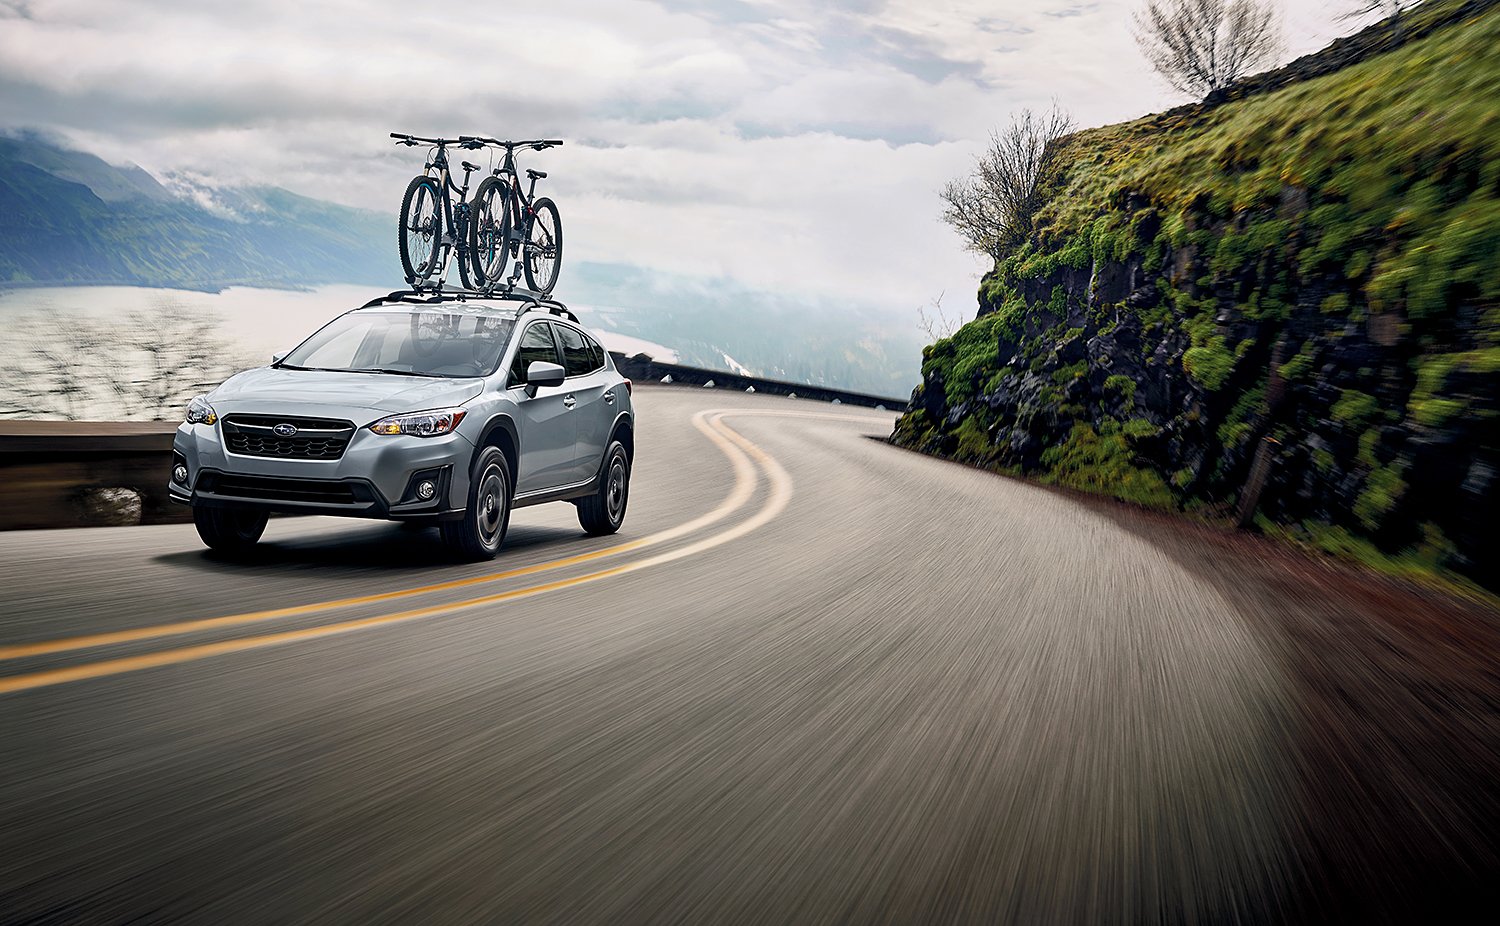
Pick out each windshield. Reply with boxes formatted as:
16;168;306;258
279;311;516;378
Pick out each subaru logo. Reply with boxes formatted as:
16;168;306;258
272;423;299;437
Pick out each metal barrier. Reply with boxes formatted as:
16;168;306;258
0;422;187;529
609;353;906;410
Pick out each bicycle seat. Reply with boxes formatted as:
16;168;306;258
461;161;482;172
527;169;548;180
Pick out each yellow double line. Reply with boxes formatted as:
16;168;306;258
0;409;872;696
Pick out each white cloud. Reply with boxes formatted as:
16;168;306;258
0;0;1360;330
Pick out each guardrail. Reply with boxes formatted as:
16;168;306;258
0;421;187;530
0;360;905;531
609;353;906;410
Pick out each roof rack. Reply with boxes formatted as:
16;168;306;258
358;284;578;322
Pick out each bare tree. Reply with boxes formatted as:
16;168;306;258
0;301;256;420
941;104;1075;263
1133;0;1284;100
917;292;959;341
1341;0;1422;29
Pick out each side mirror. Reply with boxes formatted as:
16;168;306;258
524;360;566;397
271;352;287;365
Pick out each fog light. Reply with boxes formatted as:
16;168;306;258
416;479;436;501
173;464;189;485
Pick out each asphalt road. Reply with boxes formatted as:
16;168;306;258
0;386;1486;923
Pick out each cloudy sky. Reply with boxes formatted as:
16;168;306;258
0;0;1363;332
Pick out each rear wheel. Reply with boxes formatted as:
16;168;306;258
193;506;268;553
577;441;629;535
468;177;511;286
523;197;563;294
399;175;442;283
441;446;512;560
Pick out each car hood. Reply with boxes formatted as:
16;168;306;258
210;367;485;421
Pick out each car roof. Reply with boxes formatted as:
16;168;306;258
354;288;581;323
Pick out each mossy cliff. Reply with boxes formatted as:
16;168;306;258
895;0;1500;590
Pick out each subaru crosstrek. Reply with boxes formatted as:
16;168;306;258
168;290;634;560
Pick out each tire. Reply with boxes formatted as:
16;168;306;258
577;441;629;535
455;203;475;291
468;177;511;287
193;506;268;553
399;175;442;283
441;446;512;560
523;197;563;294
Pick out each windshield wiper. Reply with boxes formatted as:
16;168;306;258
345;367;447;378
274;361;316;370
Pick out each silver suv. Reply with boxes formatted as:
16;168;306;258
168;290;634;560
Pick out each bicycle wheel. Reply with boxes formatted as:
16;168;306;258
455;202;475;291
467;177;511;287
523;197;563;294
399;175;442;283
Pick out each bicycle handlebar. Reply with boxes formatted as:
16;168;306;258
390;132;485;149
463;137;565;151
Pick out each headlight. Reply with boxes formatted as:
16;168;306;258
369;407;467;437
186;395;217;425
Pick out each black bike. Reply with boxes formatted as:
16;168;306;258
463;138;564;294
391;133;489;289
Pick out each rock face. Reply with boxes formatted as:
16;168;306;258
894;0;1499;590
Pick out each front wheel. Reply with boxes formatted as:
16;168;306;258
468;177;511;287
523;197;563;294
441;446;512;560
577;441;629;535
399;175;442;283
193;506;268;553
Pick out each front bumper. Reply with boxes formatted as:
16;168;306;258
169;420;472;520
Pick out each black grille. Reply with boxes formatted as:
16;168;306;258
223;415;354;461
200;473;362;506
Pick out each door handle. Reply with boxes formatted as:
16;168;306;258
563;394;576;409
603;390;615;404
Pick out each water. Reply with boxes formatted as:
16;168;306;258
0;284;679;363
0;285;397;361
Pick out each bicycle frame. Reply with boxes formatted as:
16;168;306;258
423;144;480;279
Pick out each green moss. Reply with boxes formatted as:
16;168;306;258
1320;293;1350;315
1408;349;1500;424
1026;0;1500;333
1051;360;1088;384
1354;463;1407;531
1104;374;1137;402
922;307;1024;406
1037;422;1176;508
982;367;1014;395
1183;336;1235;391
1279;344;1316;382
1331;389;1379;428
952;416;995;462
1313;448;1336;473
1357;428;1381;466
1411;397;1465;427
1259;519;1493;602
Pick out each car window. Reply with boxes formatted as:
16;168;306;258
281;311;514;377
582;331;606;371
555;325;597;377
510;322;561;386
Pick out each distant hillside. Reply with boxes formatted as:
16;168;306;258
0;133;387;290
897;0;1500;590
0;133;922;397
